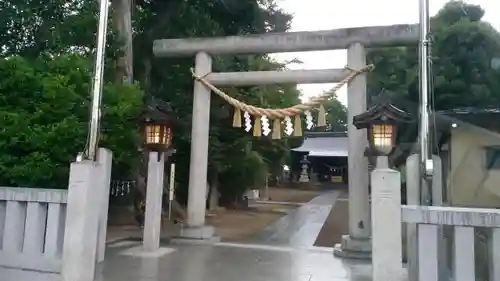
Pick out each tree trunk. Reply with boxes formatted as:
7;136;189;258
142;59;152;92
132;150;147;226
207;176;219;211
259;176;269;201
135;151;148;197
112;0;137;224
111;0;133;84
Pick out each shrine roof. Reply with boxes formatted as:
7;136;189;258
291;132;348;157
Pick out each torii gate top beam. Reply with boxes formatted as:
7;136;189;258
153;24;418;57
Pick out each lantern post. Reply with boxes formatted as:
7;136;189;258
353;99;414;279
141;98;175;252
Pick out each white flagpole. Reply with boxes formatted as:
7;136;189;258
85;0;110;161
419;0;434;204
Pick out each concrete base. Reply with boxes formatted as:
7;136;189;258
171;236;221;245
173;225;220;244
120;246;176;258
333;235;371;259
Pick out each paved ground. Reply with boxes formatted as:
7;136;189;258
96;241;375;281
250;191;340;247
106;187;321;243
2;239;406;281
314;189;349;247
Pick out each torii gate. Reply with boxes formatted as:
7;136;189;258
153;24;418;257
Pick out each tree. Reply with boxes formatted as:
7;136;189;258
0;0;302;208
367;1;500;110
0;55;142;188
111;0;134;84
323;97;347;132
0;0;103;57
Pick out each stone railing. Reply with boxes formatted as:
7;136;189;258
0;187;68;273
371;154;500;281
0;148;113;281
402;205;500;281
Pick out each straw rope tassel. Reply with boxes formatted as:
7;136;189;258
232;107;242;127
293;115;302;136
272;119;281;139
253;116;262;137
317;104;327;127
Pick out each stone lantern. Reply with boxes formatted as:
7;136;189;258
299;155;311;183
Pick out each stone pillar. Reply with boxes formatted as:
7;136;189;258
96;148;112;263
143;151;165;251
406;154;445;281
180;51;216;240
334;43;371;258
62;160;101;281
405;154;420;281
430;155;448;281
371;156;404;280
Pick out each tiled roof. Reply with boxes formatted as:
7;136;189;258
436;107;500;134
438;107;500;115
292;132;348;157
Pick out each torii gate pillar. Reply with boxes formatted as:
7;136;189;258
333;43;372;258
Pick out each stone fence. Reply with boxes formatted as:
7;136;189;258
0;148;112;281
0;187;67;273
402;205;500;281
372;154;500;281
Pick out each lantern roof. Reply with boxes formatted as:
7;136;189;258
353;98;414;130
141;97;174;123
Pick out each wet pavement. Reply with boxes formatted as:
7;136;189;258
1;190;408;281
86;190;392;281
1;240;408;281
251;191;340;247
97;241;377;281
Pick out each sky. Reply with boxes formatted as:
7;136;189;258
271;0;500;106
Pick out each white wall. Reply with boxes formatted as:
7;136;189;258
449;126;500;207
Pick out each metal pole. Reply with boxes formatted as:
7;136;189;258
419;0;433;178
418;0;435;207
86;0;110;161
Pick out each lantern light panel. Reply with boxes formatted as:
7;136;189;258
145;124;171;146
372;124;393;148
145;124;160;144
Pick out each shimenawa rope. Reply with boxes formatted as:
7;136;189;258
190;64;374;138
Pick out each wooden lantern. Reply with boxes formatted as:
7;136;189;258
141;98;174;153
353;99;413;156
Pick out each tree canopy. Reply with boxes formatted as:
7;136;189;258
0;0;304;203
367;1;500;110
131;0;302;202
0;54;142;188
